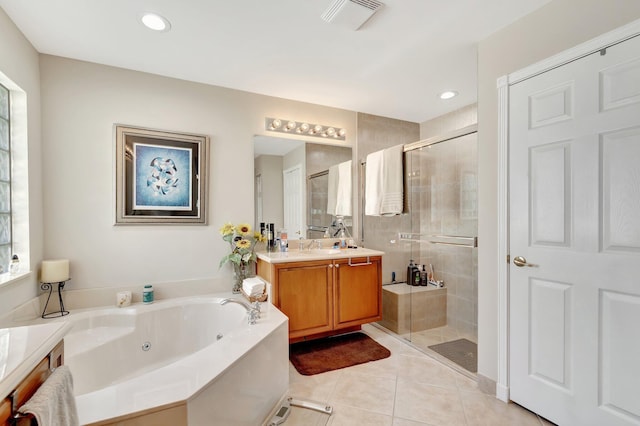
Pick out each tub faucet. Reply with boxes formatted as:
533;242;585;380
220;298;260;325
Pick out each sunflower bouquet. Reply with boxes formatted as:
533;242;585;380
219;223;266;292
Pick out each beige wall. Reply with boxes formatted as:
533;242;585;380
0;7;43;314
477;1;640;382
33;55;356;300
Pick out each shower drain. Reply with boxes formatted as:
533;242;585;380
142;341;151;351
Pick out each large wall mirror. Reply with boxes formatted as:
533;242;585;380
253;135;352;240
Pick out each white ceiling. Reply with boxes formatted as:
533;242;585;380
0;0;550;123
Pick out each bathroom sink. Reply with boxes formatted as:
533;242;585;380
313;248;344;255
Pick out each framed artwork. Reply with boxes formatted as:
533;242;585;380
115;124;209;225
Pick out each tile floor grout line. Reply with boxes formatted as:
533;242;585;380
287;324;544;425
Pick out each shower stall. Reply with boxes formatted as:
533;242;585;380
363;126;478;374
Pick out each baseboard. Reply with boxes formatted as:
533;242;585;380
496;383;510;402
477;374;497;396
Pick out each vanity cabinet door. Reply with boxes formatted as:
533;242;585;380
274;260;334;339
1;397;11;425
334;256;382;328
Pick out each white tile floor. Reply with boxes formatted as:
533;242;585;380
286;324;554;426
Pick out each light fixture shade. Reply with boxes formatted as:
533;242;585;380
265;118;346;141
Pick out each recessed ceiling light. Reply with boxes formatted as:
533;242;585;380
141;13;171;32
439;90;458;100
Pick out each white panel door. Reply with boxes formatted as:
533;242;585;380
283;165;303;237
509;35;640;426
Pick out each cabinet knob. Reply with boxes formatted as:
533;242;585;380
328;264;334;268
335;264;340;268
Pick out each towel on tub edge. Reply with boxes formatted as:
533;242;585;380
19;365;80;426
243;276;266;296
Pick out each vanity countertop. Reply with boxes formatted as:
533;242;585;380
0;321;72;398
257;247;384;264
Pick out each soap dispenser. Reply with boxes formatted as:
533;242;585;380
407;260;416;285
339;228;347;249
420;265;428;286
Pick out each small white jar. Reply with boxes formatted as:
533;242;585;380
143;284;154;304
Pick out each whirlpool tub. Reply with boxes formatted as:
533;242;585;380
53;294;288;425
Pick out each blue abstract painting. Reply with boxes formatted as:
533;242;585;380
133;142;192;210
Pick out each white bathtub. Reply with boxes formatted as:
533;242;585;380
55;294;289;425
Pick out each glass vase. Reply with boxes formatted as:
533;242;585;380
232;261;256;294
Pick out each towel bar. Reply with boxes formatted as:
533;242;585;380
13;411;36;425
348;256;371;266
397;232;478;248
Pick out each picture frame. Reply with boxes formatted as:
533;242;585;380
115;124;209;225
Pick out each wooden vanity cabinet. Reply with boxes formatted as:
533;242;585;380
0;398;11;426
275;259;334;339
259;255;382;341
333;256;382;328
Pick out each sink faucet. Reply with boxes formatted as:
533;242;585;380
220;298;260;325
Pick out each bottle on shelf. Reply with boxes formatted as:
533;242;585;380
407;260;420;286
280;229;288;252
420;265;428;286
339;228;347;249
9;254;20;274
143;284;154;304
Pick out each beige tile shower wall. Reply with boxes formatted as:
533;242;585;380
356;113;419;284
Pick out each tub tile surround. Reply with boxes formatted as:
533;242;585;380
288;324;552;425
0;277;233;327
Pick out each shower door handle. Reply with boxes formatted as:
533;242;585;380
513;256;537;267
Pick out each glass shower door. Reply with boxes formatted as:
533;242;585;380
405;132;478;372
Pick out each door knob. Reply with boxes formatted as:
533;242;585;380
513;256;536;267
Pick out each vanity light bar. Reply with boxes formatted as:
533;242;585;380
265;118;347;141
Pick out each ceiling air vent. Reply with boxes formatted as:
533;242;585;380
321;0;384;31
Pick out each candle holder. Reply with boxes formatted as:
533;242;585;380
40;279;70;319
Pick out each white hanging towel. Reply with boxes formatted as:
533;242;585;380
380;144;404;216
335;160;352;216
365;149;384;216
326;164;339;214
19;365;80;426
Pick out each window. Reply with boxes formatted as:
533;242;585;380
0;83;10;273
